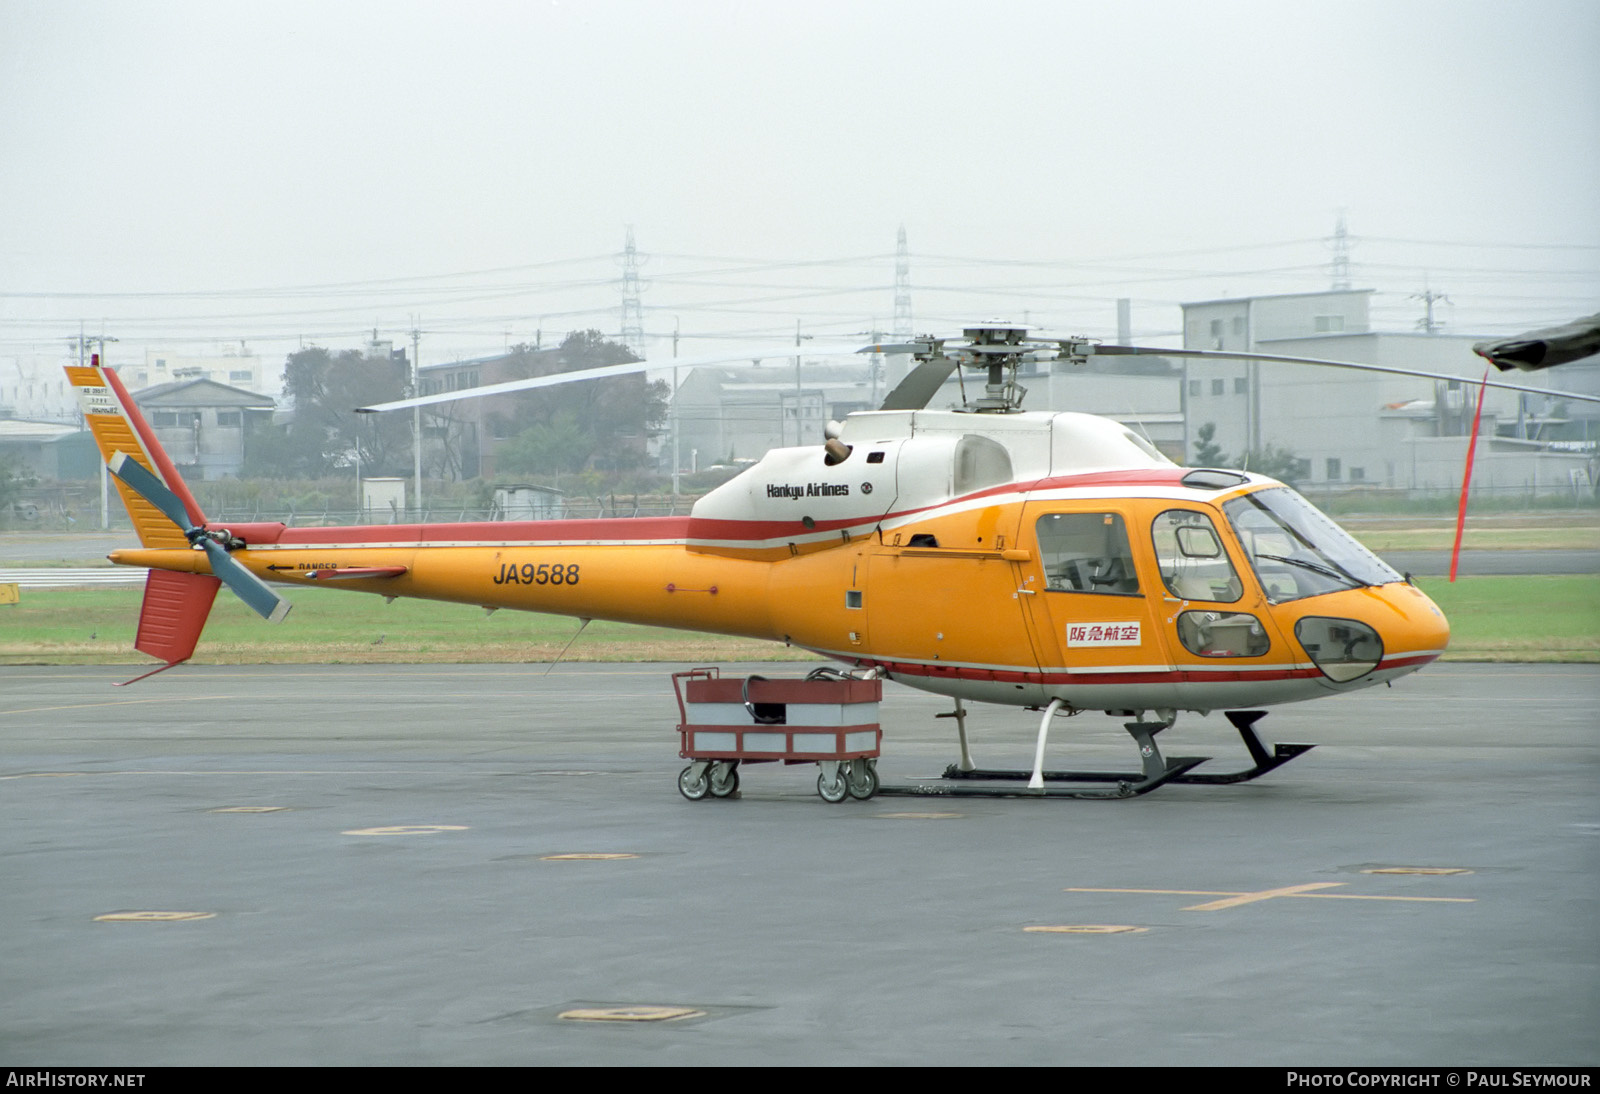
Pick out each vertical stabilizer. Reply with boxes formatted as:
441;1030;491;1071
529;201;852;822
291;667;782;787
66;359;207;548
66;357;229;682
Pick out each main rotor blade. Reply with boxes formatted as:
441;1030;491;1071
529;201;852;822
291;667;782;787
107;451;196;532
1085;344;1600;404
356;340;898;414
200;539;291;623
879;356;960;411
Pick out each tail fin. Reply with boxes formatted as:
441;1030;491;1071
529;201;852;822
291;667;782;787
67;357;207;548
67;357;224;682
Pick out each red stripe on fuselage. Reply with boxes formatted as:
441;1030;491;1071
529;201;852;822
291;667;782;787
866;650;1436;688
264;515;694;545
233;469;1221;549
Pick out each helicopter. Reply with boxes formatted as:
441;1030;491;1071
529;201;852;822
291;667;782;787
66;324;1598;799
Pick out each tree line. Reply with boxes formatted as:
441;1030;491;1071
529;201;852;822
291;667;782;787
244;331;667;482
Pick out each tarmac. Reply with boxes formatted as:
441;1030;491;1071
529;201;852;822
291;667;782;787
2;661;1596;1066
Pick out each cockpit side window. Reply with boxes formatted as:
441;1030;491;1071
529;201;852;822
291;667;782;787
1036;512;1140;596
1152;509;1243;603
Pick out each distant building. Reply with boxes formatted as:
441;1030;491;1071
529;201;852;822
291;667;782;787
414;353;507;480
415;344;655;480
1180;289;1598;496
0;418;98;480
671;355;1187;471
0;353;77;423
1181;289;1374;461
130;347;274;398
132;378;275;480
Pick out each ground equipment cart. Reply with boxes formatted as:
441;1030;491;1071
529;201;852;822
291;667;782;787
672;668;883;802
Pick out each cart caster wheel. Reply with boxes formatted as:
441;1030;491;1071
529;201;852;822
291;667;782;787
847;760;878;800
818;768;849;803
678;764;710;801
709;762;740;798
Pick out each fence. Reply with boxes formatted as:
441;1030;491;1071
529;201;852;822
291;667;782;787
3;493;701;533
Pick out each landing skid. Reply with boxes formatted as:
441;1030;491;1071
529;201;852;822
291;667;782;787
896;710;1314;798
876;754;1209;799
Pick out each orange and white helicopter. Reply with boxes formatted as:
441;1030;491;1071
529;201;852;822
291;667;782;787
66;324;1596;799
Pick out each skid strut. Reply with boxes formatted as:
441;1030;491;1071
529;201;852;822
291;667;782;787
879;705;1207;800
937;710;1314;789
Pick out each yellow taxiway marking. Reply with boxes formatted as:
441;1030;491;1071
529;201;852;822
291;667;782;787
95;911;215;922
1068;883;1475;911
559;1006;704;1023
342;825;469;836
1025;925;1147;934
2;696;230;717
541;853;638;861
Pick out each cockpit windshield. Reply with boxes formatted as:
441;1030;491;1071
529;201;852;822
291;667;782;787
1223;487;1401;603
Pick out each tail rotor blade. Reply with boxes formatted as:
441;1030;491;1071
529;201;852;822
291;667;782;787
200;539;291;623
107;451;196;533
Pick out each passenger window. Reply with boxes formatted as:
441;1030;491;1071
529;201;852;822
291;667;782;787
1152;510;1243;602
1036;513;1140;595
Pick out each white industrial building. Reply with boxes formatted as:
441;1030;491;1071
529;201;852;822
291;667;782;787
1180;290;1597;497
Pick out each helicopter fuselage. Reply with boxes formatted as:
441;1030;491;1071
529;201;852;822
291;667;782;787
110;407;1449;716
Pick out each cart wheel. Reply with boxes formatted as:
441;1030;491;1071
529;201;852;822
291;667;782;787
818;768;849;803
709;762;740;798
678;764;710;801
847;760;878;800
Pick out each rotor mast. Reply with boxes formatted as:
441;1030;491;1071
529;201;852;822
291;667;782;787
960;323;1033;412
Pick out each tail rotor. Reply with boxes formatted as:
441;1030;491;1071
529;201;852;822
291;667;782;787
107;451;290;623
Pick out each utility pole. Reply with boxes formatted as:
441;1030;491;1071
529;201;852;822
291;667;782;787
893;224;913;338
1329;210;1352;291
1413;287;1450;334
71;329;119;528
671;317;681;501
410;320;422;514
886;225;913;394
620;226;645;355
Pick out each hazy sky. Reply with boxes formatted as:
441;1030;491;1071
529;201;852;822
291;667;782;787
2;0;1597;374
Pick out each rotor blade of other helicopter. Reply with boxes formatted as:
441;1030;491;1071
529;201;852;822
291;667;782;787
878;356;960;411
199;538;291;623
357;341;892;414
1472;313;1600;372
1087;344;1600;404
107;451;196;533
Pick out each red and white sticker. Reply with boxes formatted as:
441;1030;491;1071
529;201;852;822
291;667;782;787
1066;622;1142;647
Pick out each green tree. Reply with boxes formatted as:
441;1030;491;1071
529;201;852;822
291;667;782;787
246;347;412;478
1191;422;1304;485
1235;444;1306;486
490;331;667;477
1192;422;1226;466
